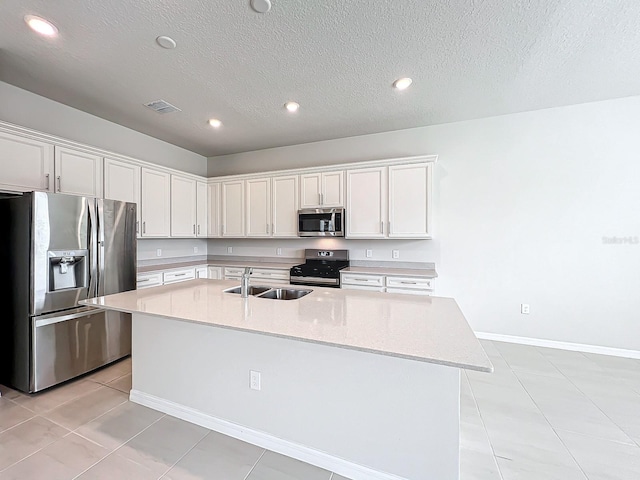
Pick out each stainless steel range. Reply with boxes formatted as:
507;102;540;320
289;249;349;288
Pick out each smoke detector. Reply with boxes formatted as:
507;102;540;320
144;99;181;114
250;0;271;13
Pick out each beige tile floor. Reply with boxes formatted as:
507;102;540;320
0;341;639;479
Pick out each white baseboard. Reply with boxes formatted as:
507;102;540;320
476;332;640;360
129;390;407;480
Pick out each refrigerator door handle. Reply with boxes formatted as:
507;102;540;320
88;199;98;298
96;199;105;297
34;308;98;327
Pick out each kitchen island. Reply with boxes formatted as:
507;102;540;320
82;279;492;480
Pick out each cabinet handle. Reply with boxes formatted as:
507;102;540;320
320;193;324;205
57;176;61;192
45;174;50;190
197;225;200;235
400;281;417;285
381;221;384;234
272;223;274;235
143;221;146;234
136;221;139;233
388;221;391;233
174;273;187;277
354;278;371;282
266;223;269;234
193;224;196;234
137;278;150;283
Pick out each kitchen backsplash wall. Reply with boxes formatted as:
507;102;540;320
138;239;209;262
207;238;439;263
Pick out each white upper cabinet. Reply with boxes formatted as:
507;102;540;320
345;162;433;239
54;146;103;197
0;131;54;192
388;163;432;238
299;170;344;208
196;181;208;237
207;182;221;237
246;178;271;237
104;158;141;234
221;180;245;237
141;167;171;237
346;167;387;238
272;175;299;237
170;175;197;237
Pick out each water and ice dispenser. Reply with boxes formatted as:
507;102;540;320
48;250;89;291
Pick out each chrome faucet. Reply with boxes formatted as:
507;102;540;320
240;267;253;298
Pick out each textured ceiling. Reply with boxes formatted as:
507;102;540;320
1;0;639;156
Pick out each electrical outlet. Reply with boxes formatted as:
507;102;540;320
521;304;530;315
227;246;233;254
156;249;162;257
277;248;282;256
392;250;400;259
193;246;198;254
250;370;261;391
366;249;372;258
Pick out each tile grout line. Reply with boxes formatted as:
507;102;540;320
463;368;505;480
494;341;591;479
71;410;168;479
536;348;640;448
157;428;211;479
243;449;267;480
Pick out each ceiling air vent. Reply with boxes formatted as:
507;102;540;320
144;99;181;114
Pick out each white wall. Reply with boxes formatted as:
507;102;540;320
0;81;207;176
138;239;208;262
208;96;640;352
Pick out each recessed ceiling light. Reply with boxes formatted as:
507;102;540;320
393;77;413;90
284;102;300;113
208;118;222;128
156;36;177;49
250;0;272;13
24;15;58;37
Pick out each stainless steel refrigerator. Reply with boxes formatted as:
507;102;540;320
0;192;136;393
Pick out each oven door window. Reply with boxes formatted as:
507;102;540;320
299;213;334;233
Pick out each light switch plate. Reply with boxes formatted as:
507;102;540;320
156;249;162;257
366;249;372;258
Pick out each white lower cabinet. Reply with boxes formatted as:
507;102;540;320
224;267;245;280
195;267;208;279
163;268;196;284
207;266;223;280
136;272;163;289
251;268;290;285
341;272;435;295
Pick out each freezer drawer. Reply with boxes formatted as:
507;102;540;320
32;308;131;392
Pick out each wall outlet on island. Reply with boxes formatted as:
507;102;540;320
521;304;530;315
392;250;400;259
366;249;372;258
156;249;162;257
250;370;261;391
277;247;282;256
227;246;233;254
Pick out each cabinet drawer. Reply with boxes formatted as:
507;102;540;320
137;272;163;289
386;276;434;290
386;287;432;296
224;267;245;278
252;268;289;281
341;273;385;287
163;268;196;284
341;284;385;292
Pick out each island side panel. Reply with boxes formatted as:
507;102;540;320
130;313;460;480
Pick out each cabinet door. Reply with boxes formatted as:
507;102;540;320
170;175;197;237
221;180;245;237
207;183;221;237
388;163;432;238
196;267;208;279
299;173;322;208
141;168;170;237
246;178;271;237
207;266;222;280
0;131;54;192
196;181;208;237
321;170;344;207
346;167;387;238
104;158;141;234
54;147;103;197
272;175;299;237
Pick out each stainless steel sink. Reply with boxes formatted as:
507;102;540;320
256;288;312;300
223;285;272;296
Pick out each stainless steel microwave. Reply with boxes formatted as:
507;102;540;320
298;208;345;237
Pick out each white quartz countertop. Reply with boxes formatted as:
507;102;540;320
342;266;438;278
81;279;492;373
